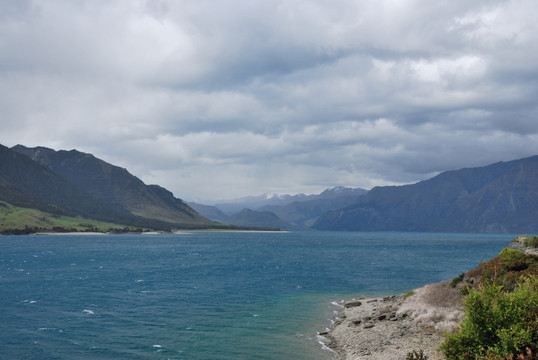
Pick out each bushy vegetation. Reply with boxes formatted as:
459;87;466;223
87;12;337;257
465;248;538;292
440;276;538;360
524;236;538;248
451;273;465;288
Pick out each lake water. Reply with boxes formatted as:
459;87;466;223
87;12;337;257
0;231;511;359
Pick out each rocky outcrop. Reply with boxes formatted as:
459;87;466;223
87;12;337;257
509;235;538;255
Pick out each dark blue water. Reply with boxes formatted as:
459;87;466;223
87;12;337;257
0;232;511;359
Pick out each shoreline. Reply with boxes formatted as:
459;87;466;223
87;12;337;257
320;281;464;359
32;231;109;236
23;229;282;236
22;229;284;236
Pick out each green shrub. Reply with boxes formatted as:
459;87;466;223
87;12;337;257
459;285;471;296
499;248;530;272
523;236;538;248
440;276;538;359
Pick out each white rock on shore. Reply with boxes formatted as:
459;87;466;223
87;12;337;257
321;281;464;360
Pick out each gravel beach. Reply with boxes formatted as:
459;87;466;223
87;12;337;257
320;281;465;360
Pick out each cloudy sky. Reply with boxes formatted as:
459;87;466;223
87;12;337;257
1;0;537;202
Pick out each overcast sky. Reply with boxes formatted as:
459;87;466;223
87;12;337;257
1;0;537;202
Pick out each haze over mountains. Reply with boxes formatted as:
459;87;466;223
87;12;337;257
188;186;368;230
1;143;537;233
190;156;538;233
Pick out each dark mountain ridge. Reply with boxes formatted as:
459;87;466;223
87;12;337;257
3;144;215;230
314;156;538;233
0;144;136;224
12;145;212;227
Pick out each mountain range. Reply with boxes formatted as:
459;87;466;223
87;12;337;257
209;187;367;215
190;156;537;233
188;186;367;229
313;155;538;233
1;143;536;233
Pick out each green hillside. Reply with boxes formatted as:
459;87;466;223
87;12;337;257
0;201;140;234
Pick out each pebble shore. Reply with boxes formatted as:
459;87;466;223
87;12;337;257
320;281;465;360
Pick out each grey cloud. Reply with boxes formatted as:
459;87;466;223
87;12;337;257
0;0;537;200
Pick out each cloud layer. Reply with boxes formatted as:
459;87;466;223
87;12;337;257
1;0;537;201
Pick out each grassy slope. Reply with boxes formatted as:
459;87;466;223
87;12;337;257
0;201;279;234
0;201;140;234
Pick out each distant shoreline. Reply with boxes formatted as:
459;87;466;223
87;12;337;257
33;231;108;236
24;229;285;236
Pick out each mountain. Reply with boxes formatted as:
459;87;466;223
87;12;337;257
213;187;366;215
225;209;297;231
186;202;230;222
214;193;310;215
8;145;214;229
213;186;367;216
191;186;367;229
12;145;211;227
258;187;367;227
313;186;368;200
0;144;135;223
314;155;538;233
187;201;307;230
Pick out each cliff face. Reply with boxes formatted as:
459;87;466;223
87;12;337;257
314;155;538;233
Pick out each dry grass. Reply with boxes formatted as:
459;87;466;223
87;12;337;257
397;281;465;332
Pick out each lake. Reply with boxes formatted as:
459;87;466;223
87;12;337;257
0;231;511;359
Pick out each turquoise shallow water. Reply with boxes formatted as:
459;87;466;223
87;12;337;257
0;231;511;359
